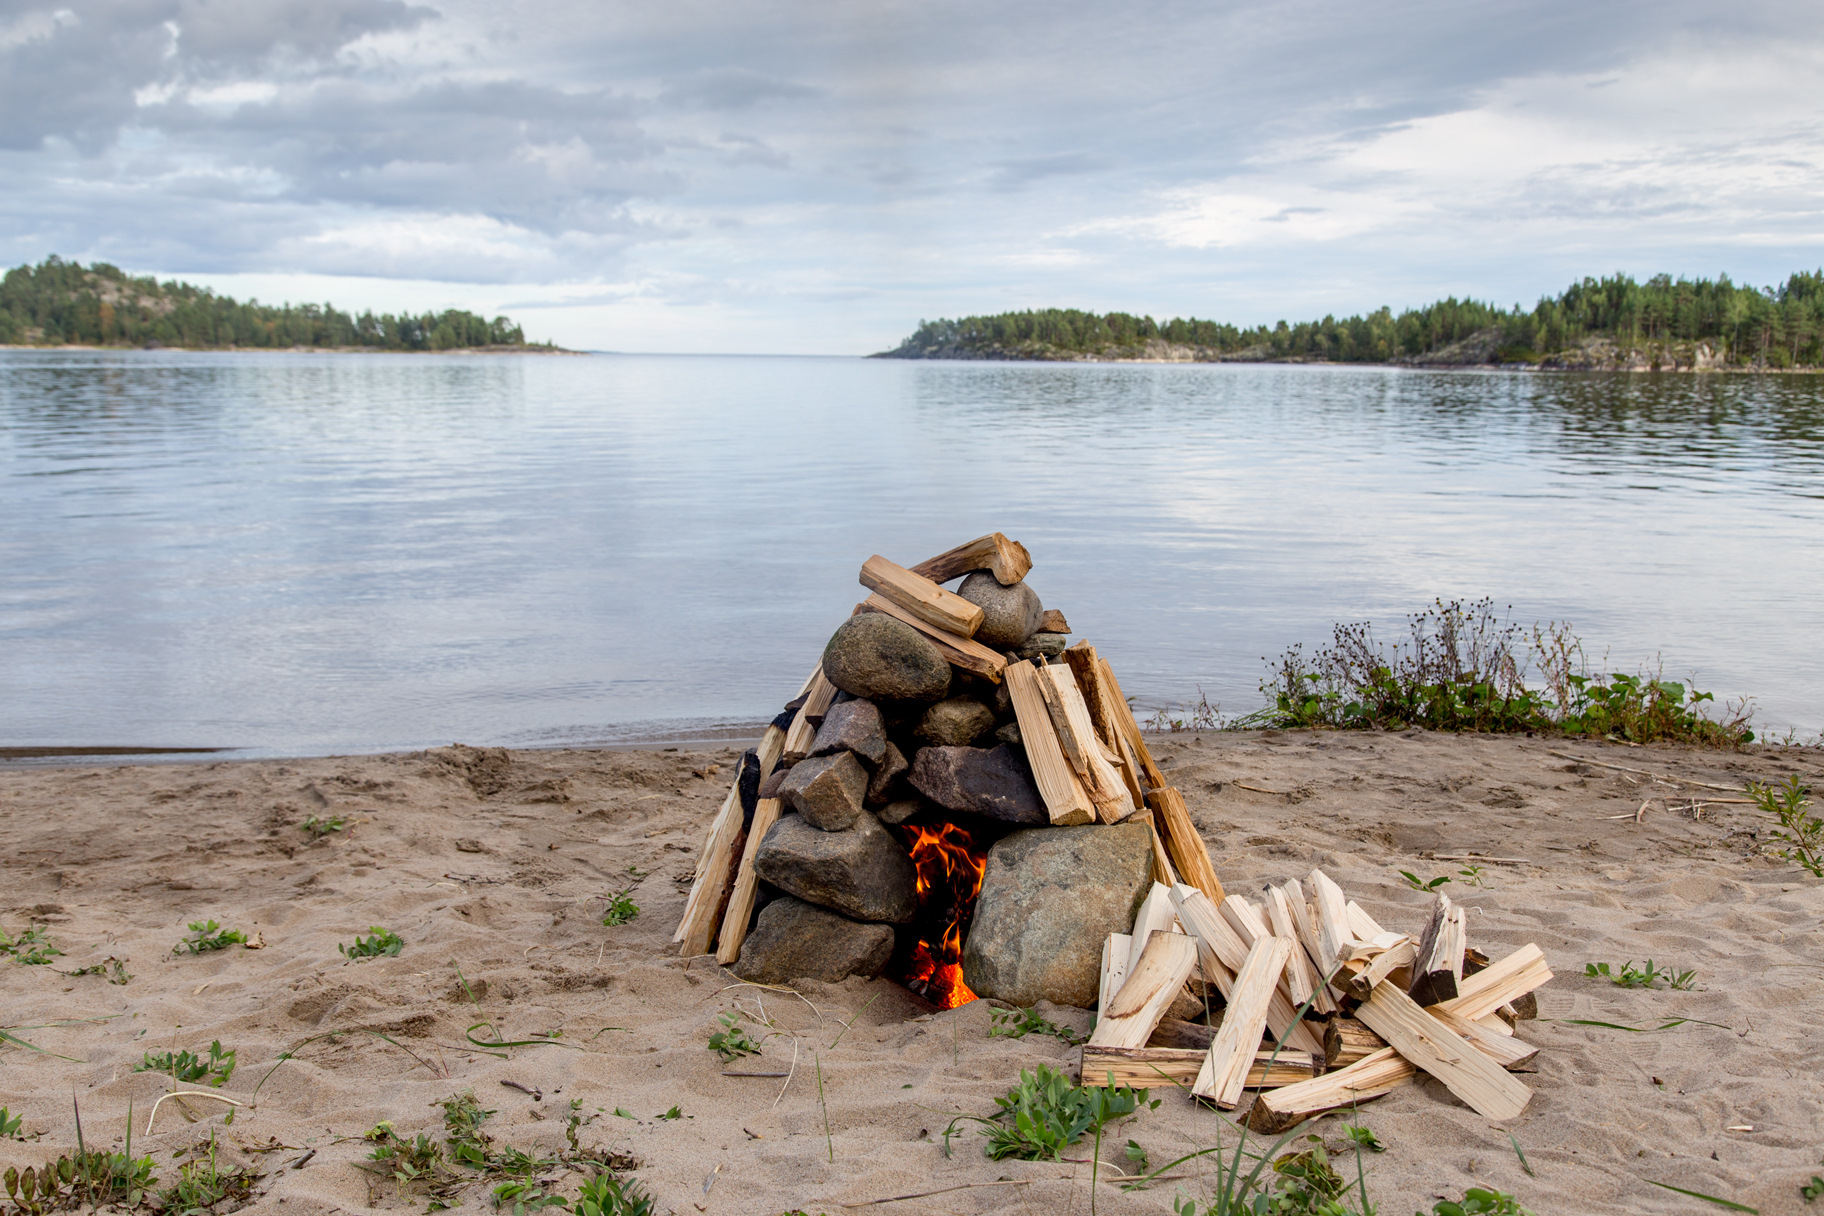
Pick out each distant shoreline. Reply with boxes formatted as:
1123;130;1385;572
0;342;584;355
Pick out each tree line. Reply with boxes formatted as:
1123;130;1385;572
883;271;1824;368
0;256;543;351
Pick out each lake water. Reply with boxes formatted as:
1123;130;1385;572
2;350;1820;757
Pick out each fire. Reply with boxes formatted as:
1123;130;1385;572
897;820;988;1009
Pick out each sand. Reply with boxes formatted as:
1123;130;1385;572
3;732;1823;1216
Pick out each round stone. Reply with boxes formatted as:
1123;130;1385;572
958;571;1043;649
822;613;952;702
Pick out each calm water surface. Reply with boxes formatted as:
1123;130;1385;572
2;351;1820;755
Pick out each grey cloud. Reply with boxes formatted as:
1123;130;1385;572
658;68;820;110
988;153;1105;191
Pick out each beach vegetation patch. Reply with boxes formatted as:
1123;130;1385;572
1427;1188;1536;1216
174;921;246;955
1;926;62;966
1749;776;1822;876
600;889;639;926
0;1109;21;1139
943;1064;1154;1162
60;956;130;984
301;814;347;839
338;927;404;960
568;1173;654;1216
987;1006;1087;1047
707;1013;762;1063
156;1132;257;1215
137;1041;236;1087
1584;960;1697;991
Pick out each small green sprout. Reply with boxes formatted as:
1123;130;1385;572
1399;870;1451;892
988;1006;1086;1046
601;889;640;927
338;927;403;959
136;1041;236;1087
1;925;63;965
707;1013;762;1063
173;920;246;955
302;814;348;838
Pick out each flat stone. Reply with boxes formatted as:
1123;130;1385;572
1014;632;1069;659
958;571;1043;649
822;614;953;703
809;699;888;768
915;697;996;747
962;822;1153;1008
731;896;895;985
777;751;869;831
907;744;1046;825
753;812;918;923
876;797;927;825
866;741;909;805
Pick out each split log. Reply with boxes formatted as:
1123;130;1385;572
1129;808;1180;887
675;720;790;951
859;555;985;638
714;797;784;965
1082;1046;1319;1091
1097;658;1168;791
1437;944;1552;1023
1099;932;1134;1014
782;669;839;762
910;532;1032;586
1337;937;1417;1001
1408;895;1466;1006
1279;879;1345;1005
1088;931;1199;1049
1062;642;1146;805
1126;882;1182;978
1428;1006;1539;1071
1040;663;1134;822
1149;1017;1218;1050
1171;885;1324;1054
1244;1048;1416;1134
1353;982;1532;1121
1324;1017;1388;1069
1037;609;1070;633
1146;787;1224;902
1193;937;1292;1108
1265;885;1334;1014
1306;868;1352;975
858;595;1007;681
1225;893;1333;1020
1345;900;1394;944
1004;660;1096;824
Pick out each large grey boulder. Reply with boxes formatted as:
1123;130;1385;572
777;751;869;831
908;744;1047;826
809;699;888;767
752;812;918;923
731;897;895;985
915;697;996;747
958;572;1043;649
962;822;1152;1008
822;615;952;703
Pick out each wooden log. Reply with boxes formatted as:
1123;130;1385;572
857;594;1007;681
1081;1046;1319;1091
859;554;985;638
1129;807;1180;888
675;720;790;949
714;797;784;964
1345;900;1393;943
782;669;838;762
1437;945;1552;1023
1037;609;1070;633
1126;882;1182;978
1306;867;1352;975
1224;893;1332;1021
1146;787;1224;903
1408;894;1465;1006
1353;982;1532;1121
1171;884;1324;1054
1244;1048;1416;1134
1148;1017;1218;1050
1324;1017;1388;1069
1099;932;1133;1014
1337;938;1417;1000
1279;879;1345;1004
1097;658;1167;791
1004;660;1096;824
1088;931;1199;1049
1428;1006;1540;1071
1265;885;1334;1015
1062;642;1146;806
1193;937;1292;1108
1041;663;1134;822
910;532;1032;586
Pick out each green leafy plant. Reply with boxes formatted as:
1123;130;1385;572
1342;1125;1384;1153
136;1041;236;1087
1125;1139;1150;1171
707;1013;762;1063
60;957;130;985
0;1108;22;1139
156;1132;257;1215
1801;1172;1823;1203
0;925;62;966
569;1173;655;1216
943;1065;1154;1162
1398;871;1451;892
173;920;245;955
600;889;640;927
1584;960;1696;990
301;814;348;839
338;926;403;960
657;1106;681;1121
1261;1140;1357;1215
988;1006;1087;1046
4;1102;157;1215
1749;776;1822;876
1426;1189;1535;1216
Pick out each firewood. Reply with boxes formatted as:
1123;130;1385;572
783;669;839;762
675;720;790;951
1353;982;1532;1121
910;532;1032;586
1126;882;1182;977
1306;868;1352;974
1337;938;1418;1000
1089;931;1199;1049
1149;1017;1218;1050
1062;642;1145;806
1193;937;1292;1108
1437;945;1552;1022
1265;885;1335;1014
1171;884;1324;1054
1037;609;1070;633
1345;900;1393;943
1096;658;1167;791
1244;1047;1416;1134
1099;932;1133;1013
859;555;986;638
1279;879;1345;1004
1408;895;1466;1006
1324;1017;1388;1069
1145;787;1224;902
1040;664;1134;822
714;797;784;965
857;595;1008;681
1004;660;1096;825
1082;1045;1318;1090
1129;808;1180;887
1427;1006;1540;1071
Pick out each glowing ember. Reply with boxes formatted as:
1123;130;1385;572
896;820;988;1009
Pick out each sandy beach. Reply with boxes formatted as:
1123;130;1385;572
3;732;1822;1215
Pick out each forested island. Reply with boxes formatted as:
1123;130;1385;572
0;257;555;352
877;271;1824;370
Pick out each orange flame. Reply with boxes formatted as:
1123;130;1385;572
897;820;987;1009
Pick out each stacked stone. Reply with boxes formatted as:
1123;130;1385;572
731;570;1155;1008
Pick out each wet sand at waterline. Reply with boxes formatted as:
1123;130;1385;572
2;733;1822;1215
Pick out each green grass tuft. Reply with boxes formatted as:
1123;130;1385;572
136;1041;236;1087
338;926;404;960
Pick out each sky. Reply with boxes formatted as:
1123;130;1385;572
3;0;1823;353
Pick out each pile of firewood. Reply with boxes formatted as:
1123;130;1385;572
1081;877;1552;1129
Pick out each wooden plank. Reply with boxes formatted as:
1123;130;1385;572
1279;879;1345;1004
859;554;985;638
1146;787;1224;903
1437;945;1552;1023
1244;1047;1416;1134
1003;660;1096;824
1126;882;1181;978
1192;937;1291;1108
1037;609;1070;633
1062;642;1146;806
1346;900;1392;943
1099;932;1134;1014
714;797;784;964
1041;663;1134;822
1266;885;1334;1014
782;669;838;762
1306;867;1352;974
857;594;1007;681
1408;894;1464;1006
1089;932;1199;1049
1354;981;1532;1121
1097;658;1167;791
910;532;1032;586
675;721;789;947
1081;1046;1319;1091
1223;893;1331;1023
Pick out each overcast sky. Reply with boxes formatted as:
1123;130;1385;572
4;0;1822;353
